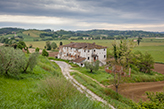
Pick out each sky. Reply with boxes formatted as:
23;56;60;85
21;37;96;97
0;0;164;32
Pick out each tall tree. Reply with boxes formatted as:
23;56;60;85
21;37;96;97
51;42;57;49
46;41;51;50
22;52;39;73
60;41;63;46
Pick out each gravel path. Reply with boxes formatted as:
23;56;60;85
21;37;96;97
51;60;115;109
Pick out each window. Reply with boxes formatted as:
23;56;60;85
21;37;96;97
94;50;96;52
84;50;86;52
81;63;83;66
88;57;90;60
67;53;68;56
104;49;105;51
88;50;90;52
104;55;106;58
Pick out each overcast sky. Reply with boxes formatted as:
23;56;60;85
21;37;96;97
0;0;164;32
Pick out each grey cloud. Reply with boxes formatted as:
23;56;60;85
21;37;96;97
0;0;164;25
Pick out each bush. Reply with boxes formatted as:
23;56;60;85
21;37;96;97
42;49;49;57
35;47;40;52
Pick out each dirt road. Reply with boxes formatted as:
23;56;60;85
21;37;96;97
52;60;115;109
110;81;164;102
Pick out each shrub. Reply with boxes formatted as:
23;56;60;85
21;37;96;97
42;49;49;57
35;47;40;52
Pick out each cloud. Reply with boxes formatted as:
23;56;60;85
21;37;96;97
1;15;164;32
0;0;164;31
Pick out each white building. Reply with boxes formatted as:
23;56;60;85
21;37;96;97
58;42;107;67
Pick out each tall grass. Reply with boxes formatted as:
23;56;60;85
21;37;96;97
39;77;106;109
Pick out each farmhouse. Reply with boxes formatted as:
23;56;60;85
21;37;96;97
58;42;107;66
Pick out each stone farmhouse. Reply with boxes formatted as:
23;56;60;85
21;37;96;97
58;42;107;67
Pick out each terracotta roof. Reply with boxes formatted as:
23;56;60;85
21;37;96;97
62;42;107;49
73;57;86;63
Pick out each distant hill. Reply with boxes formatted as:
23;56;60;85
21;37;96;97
0;27;24;35
23;30;46;38
76;29;164;38
0;28;164;42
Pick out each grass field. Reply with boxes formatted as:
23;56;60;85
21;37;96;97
25;39;164;62
23;30;45;38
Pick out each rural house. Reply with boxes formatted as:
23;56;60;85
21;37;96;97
58;42;107;66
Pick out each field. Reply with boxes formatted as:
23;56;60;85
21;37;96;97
25;39;164;62
109;81;164;102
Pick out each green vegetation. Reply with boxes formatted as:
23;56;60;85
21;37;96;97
139;91;164;109
42;49;49;57
70;71;137;109
35;47;39;52
0;47;25;76
0;50;105;109
51;42;57;49
45;41;51;50
84;60;99;73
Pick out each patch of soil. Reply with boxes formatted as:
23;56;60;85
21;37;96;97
109;81;164;102
48;52;58;57
153;63;164;75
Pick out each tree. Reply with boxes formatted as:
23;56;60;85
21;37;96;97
111;65;123;93
0;46;26;76
84;60;99;73
51;42;57;49
46;41;51;50
60;41;63;46
137;36;142;45
131;51;154;73
35;47;40;52
22;52;39;73
17;41;26;49
42;49;49;57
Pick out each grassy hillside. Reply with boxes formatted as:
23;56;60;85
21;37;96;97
23;30;45;38
0;54;106;109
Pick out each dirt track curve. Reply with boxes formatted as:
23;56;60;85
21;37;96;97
52;60;115;109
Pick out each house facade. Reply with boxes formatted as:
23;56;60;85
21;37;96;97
58;42;107;66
